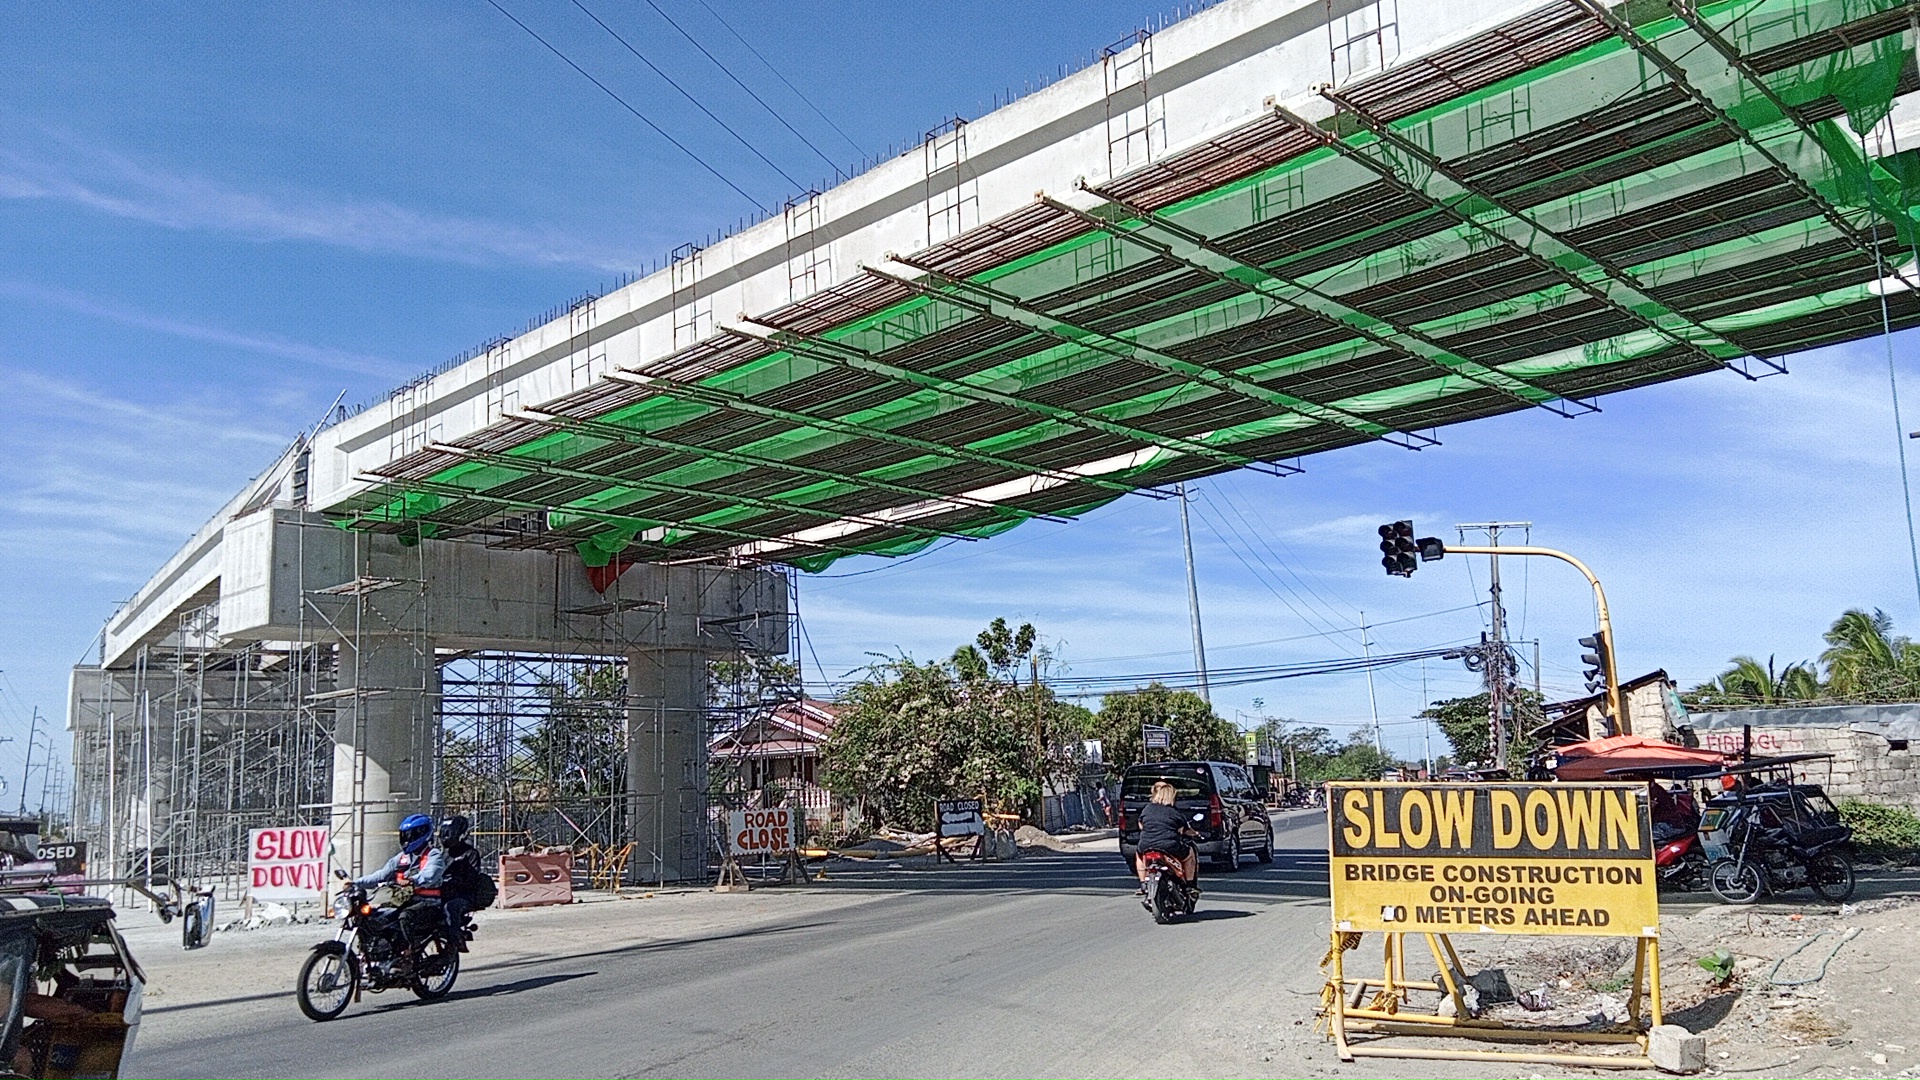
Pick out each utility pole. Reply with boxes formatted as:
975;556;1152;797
1178;483;1211;703
1458;523;1528;766
1360;611;1382;754
18;708;40;816
1032;651;1045;826
1421;658;1434;777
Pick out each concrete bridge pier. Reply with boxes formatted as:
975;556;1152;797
626;647;709;884
331;634;438;875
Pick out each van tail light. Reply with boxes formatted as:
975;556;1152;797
1208;793;1224;830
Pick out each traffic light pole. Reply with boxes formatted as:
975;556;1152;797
1443;545;1625;732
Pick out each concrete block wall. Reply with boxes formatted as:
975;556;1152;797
1693;724;1919;811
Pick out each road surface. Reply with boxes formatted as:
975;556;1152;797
126;812;1380;1078
127;808;1836;1079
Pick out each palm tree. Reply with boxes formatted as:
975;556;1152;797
1699;655;1821;705
1821;608;1920;701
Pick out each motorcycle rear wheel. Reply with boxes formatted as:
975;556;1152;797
1709;859;1767;905
1807;851;1856;903
1149;875;1176;925
411;932;461;999
297;948;357;1021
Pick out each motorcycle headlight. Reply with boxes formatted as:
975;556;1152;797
332;894;351;917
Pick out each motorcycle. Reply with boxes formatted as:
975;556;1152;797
1139;811;1205;924
1653;830;1707;891
296;871;461;1021
1700;761;1856;905
1139;850;1199;924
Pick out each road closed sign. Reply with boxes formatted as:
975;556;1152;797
1327;782;1657;937
728;808;793;855
249;826;331;901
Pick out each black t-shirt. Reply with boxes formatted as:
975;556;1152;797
1137;802;1191;853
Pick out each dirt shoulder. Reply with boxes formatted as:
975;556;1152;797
1423;868;1920;1078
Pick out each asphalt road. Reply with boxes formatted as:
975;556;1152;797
125;811;1361;1079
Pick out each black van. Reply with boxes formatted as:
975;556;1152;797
1118;760;1274;870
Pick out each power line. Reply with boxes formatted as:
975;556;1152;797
569;0;807;191
1045;643;1476;697
635;0;845;176
1066;602;1487;665
1187;496;1366;656
689;0;868;157
481;0;771;213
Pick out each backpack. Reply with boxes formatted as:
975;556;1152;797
445;845;497;911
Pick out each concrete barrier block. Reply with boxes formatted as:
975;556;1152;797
1649;1024;1707;1074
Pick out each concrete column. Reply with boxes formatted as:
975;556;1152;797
331;637;436;874
627;648;708;883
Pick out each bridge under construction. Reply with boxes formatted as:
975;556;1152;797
66;0;1920;888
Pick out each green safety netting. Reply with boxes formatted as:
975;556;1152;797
334;0;1920;573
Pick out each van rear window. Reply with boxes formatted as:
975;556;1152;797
1122;766;1213;800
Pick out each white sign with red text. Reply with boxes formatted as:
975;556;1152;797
249;826;332;901
728;808;793;856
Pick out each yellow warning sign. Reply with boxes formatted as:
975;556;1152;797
1327;782;1658;937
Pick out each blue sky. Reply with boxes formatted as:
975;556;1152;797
2;2;1916;792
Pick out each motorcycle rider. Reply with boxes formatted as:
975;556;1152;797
437;815;482;949
1134;780;1200;895
353;814;445;942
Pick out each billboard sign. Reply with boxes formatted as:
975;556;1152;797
1327;782;1657;937
248;826;331;901
728;808;794;855
1142;725;1171;750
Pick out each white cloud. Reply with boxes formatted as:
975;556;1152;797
0;124;641;272
0;280;405;380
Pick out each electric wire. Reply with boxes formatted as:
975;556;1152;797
568;0;806;190
635;0;845;176
481;0;772;212
1196;490;1438;693
1206;484;1368;641
1194;487;1433;694
1873;120;1920;613
1186;497;1361;654
1066;602;1488;665
688;0;868;157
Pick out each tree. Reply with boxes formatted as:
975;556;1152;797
1086;683;1240;771
819;620;1079;829
1821;609;1920;701
1682;608;1920;707
1245;705;1338;780
1296;731;1403;782
1687;655;1820;708
520;663;627;802
1419;690;1543;772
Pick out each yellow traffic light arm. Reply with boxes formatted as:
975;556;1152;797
1444;545;1625;732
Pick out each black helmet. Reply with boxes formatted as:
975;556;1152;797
439;815;472;846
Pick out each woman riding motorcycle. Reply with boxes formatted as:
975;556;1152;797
1135;780;1200;894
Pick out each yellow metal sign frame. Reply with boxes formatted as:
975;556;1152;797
1318;782;1664;1069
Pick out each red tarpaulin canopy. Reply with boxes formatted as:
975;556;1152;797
1552;735;1727;781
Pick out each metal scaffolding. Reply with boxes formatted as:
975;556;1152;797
66;550;796;893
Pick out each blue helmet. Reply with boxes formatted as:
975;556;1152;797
399;814;434;855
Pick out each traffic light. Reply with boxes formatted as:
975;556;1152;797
1378;521;1417;577
1579;630;1611;693
1377;522;1447;577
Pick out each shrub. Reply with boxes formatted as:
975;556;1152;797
1837;798;1920;860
